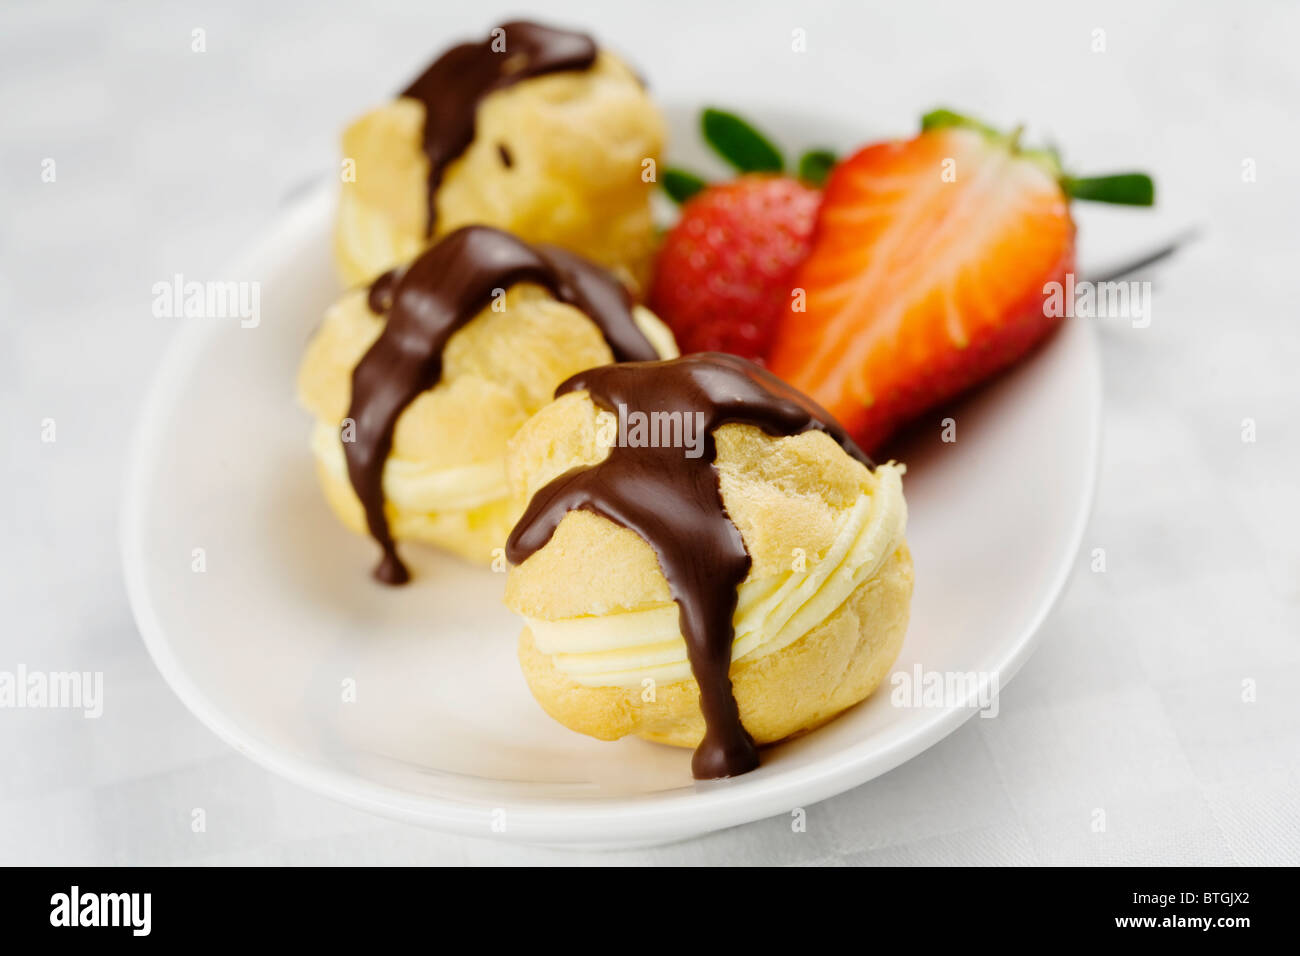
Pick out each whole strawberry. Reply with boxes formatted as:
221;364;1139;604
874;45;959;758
650;108;834;361
650;174;819;360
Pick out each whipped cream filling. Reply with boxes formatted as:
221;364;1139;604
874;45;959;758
310;421;508;513
525;463;907;687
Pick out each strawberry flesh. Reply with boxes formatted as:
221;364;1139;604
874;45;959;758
768;128;1076;452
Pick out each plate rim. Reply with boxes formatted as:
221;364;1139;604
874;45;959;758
121;164;1101;849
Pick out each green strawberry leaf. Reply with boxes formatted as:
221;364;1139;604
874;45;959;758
1062;173;1155;206
662;167;708;204
797;149;837;187
920;108;999;137
702;108;784;173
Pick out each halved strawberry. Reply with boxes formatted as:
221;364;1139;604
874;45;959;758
768;112;1151;453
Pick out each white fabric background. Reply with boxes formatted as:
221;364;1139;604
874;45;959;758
1;0;1297;865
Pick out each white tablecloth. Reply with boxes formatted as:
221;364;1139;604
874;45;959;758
2;0;1297;865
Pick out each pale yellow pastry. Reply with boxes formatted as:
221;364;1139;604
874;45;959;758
503;387;913;751
296;276;676;568
336;40;664;291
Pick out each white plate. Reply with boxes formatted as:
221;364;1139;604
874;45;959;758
122;105;1103;847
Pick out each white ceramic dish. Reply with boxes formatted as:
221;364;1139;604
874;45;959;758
122;105;1105;847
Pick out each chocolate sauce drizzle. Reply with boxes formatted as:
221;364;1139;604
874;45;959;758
400;21;597;235
344;225;658;585
505;354;874;778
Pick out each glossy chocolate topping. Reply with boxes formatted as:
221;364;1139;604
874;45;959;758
400;21;597;235
505;353;874;778
344;225;658;585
